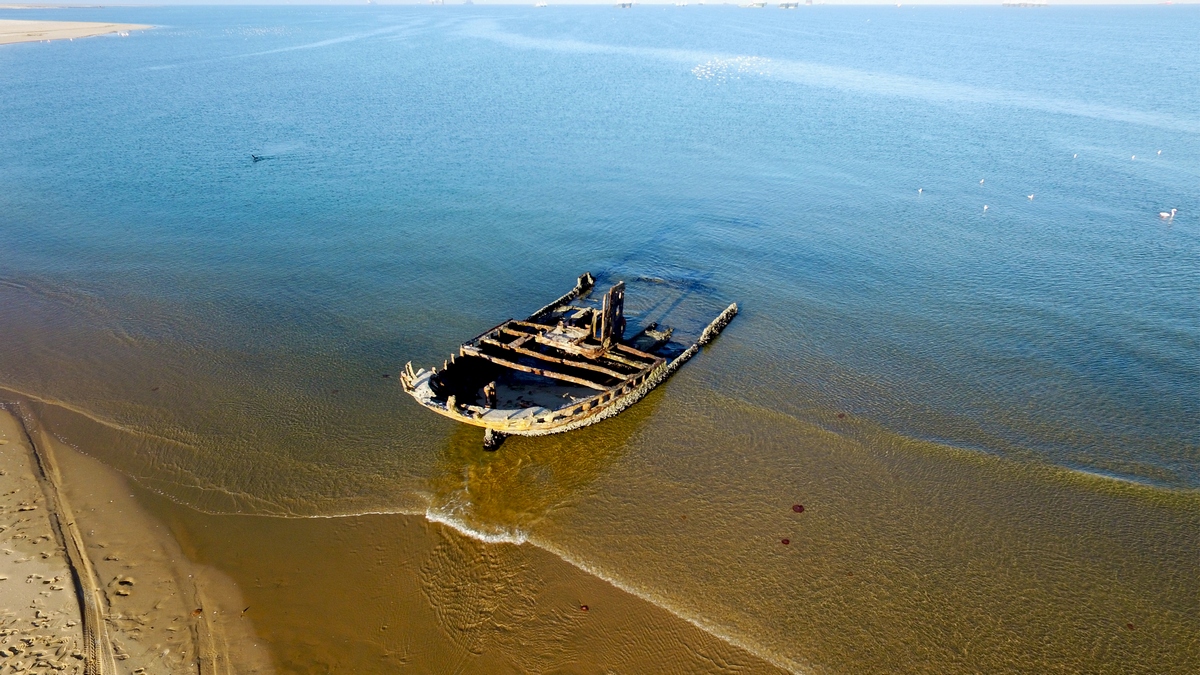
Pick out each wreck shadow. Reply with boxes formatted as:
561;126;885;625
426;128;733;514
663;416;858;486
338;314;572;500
423;384;668;542
590;269;726;347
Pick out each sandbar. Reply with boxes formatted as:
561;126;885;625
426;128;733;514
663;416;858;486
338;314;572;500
0;19;150;46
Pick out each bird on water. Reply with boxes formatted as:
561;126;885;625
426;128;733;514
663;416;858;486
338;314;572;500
1159;208;1176;221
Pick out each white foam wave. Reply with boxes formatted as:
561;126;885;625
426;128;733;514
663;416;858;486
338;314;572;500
423;505;530;545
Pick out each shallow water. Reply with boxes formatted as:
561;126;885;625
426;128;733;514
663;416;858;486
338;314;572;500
2;5;1198;672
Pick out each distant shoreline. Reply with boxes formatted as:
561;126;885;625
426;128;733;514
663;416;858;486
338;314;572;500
0;19;151;46
0;4;103;9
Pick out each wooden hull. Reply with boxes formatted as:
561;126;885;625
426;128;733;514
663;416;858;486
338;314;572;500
400;273;737;439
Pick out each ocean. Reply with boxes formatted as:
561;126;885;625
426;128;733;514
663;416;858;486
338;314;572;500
2;4;1197;672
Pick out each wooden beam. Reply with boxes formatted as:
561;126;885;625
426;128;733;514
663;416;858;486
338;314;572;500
480;337;634;380
615;343;659;361
601;351;655;369
527;272;595;321
461;345;611;391
498;325;651;372
498;326;545;341
509;320;555;332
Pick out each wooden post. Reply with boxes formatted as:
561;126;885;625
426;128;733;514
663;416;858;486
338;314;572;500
593;281;626;349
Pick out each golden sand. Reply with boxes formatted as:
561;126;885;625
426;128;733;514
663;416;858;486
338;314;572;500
0;407;272;674
0;410;84;673
0;20;150;46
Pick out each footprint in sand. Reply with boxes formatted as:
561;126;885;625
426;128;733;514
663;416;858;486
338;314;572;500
109;575;135;596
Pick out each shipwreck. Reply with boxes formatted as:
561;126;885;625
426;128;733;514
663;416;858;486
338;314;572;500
400;273;738;450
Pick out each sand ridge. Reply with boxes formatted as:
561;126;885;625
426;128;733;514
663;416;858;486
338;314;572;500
0;20;151;46
0;405;273;674
0;409;86;674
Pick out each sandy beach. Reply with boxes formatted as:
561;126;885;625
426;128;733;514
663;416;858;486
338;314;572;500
0;20;150;46
0;409;84;674
0;404;273;674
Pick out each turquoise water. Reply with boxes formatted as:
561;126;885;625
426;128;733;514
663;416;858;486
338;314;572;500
3;4;1196;491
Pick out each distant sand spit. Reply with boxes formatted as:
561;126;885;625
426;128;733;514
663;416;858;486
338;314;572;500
0;20;150;46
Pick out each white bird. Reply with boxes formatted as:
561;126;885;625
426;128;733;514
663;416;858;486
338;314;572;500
918;188;923;194
980;179;985;184
1132;155;1136;160
1159;208;1176;220
1028;194;1035;200
983;205;989;211
1157;150;1162;155
1073;154;1078;158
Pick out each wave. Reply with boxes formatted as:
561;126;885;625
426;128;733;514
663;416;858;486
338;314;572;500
459;20;1200;135
423;503;531;545
143;22;424;71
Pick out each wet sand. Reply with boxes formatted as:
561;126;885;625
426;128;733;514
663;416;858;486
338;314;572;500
150;505;788;674
0;20;150;46
4;372;1198;672
0;406;272;674
3;398;787;673
0;410;84;674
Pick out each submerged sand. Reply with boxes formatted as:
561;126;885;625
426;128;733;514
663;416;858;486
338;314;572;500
0;20;150;46
2;398;786;673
